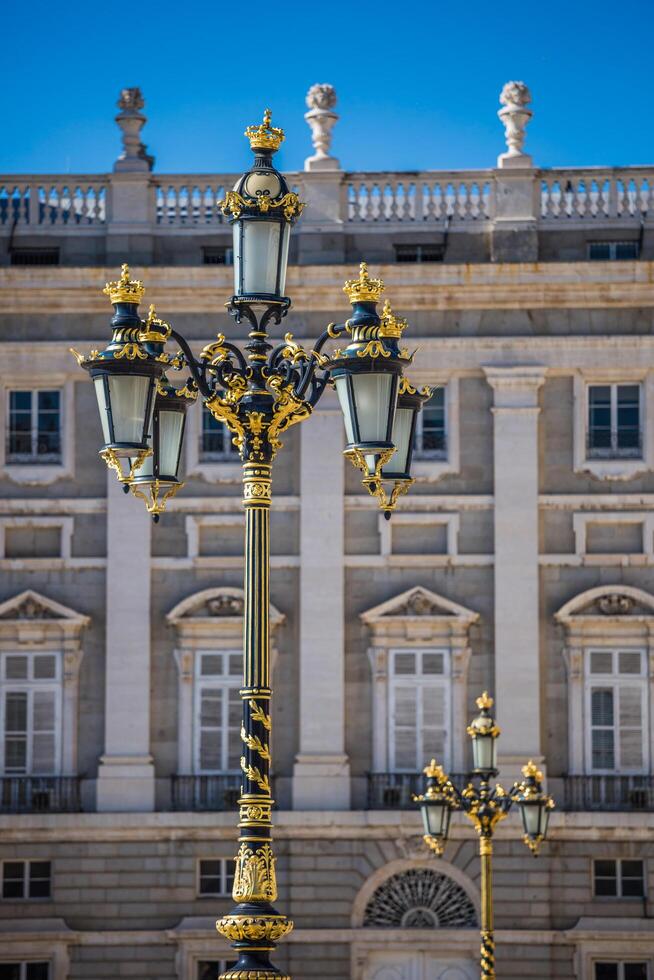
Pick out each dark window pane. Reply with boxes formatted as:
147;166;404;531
594;877;617;896
26;966;50;980
9;392;31;413
616;242;639;260
589;243;611;260
0;965;21;980
621;860;644;879
595;965;619;980
37;391;60;413
197;963;222;980
624;966;648;980
2;859;25;899
594;860;616;877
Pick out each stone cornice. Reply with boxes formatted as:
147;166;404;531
3;260;654;312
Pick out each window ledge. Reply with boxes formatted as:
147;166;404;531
575;458;650;482
412;458;457;483
186;461;242;484
2;463;71;486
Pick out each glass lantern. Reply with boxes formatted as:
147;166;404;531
515;761;554;855
467;691;500;776
220;109;304;306
415;760;454;856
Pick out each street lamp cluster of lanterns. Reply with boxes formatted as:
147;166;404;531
72;109;431;521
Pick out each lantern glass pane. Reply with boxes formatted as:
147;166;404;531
107;375;152;445
421;800;448;838
93;377;111;444
158;409;184;479
473;734;496;772
279;222;290;295
334;376;356;444
352;373;393;444
241;220;281;295
521;802;542;838
382;405;413;476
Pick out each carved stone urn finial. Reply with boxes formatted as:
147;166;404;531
114;87;154;173
304;83;340;172
497;80;533;168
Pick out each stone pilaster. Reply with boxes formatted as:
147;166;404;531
293;400;350;809
96;472;155;811
483;366;546;776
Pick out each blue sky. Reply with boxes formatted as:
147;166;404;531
2;0;653;175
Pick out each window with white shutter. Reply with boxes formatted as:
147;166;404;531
389;649;450;772
0;653;60;776
193;651;242;773
586;649;648;774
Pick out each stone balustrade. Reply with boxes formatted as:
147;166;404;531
3;167;654;231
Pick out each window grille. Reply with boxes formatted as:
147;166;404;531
363;869;477;928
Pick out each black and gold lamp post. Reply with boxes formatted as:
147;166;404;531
72;109;428;980
415;693;555;980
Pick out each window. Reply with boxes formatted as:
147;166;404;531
7;391;61;464
414;388;446;458
389;649;450;771
589;241;639;261
394;244;444;263
2;860;51;900
593;859;645;898
197;858;234;897
586;650;648;773
0;966;50;980
194;651;242;773
587;384;641;459
595;964;648;980
10;248;59;266
200;407;238;462
197;962;237;980
0;652;60;775
202;246;232;265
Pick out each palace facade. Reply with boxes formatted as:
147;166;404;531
0;83;653;980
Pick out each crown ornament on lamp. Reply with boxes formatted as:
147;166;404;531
103;263;145;305
379;300;409;339
343;262;385;304
245;108;285;153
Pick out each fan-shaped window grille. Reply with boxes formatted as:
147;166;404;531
363;869;477;928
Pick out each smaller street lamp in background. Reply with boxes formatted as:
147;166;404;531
415;692;555;980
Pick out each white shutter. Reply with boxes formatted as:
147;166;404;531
393;686;418;770
421;685;446;762
31;690;56;774
618;686;644;770
591;688;615;770
4;691;28;773
227;688;242;770
198;689;222;771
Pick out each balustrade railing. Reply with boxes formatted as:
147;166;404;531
0;179;107;226
2;168;654;232
562;774;654;811
0;776;82;813
171;773;244;811
346;172;494;223
367;771;467;809
540;168;654;220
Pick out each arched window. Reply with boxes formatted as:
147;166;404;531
363;869;478;929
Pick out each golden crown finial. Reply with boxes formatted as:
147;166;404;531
343;262;385;304
423;759;445;779
476;691;494;710
521;760;543;782
379;299;408;338
245;108;285;152
103;263;145;305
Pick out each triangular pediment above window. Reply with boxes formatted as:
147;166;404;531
360;586;478;627
555;585;654;624
0;589;89;628
167;586;284;627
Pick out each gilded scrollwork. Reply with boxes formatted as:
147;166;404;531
216;914;293;943
231;842;277;903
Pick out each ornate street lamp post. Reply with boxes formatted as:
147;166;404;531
415;693;555;980
72;110;428;980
